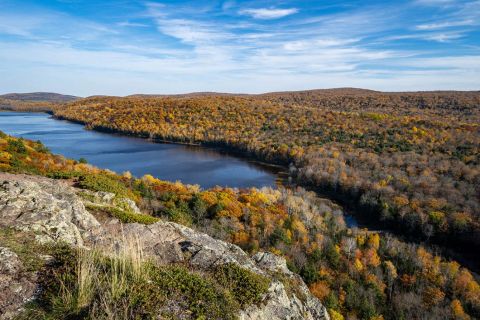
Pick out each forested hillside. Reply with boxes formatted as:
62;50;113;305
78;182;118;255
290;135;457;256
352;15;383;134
0;92;79;112
53;91;480;270
1;131;479;319
0;92;79;102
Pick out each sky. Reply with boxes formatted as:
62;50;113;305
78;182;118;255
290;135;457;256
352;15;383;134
0;0;479;96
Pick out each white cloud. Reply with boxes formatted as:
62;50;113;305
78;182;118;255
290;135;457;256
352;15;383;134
239;8;298;19
0;0;478;95
384;31;465;42
117;21;149;28
416;19;476;30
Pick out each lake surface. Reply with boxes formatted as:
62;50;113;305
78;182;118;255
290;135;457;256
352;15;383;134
0;112;282;189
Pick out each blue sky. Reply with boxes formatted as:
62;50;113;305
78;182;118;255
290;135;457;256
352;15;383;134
0;0;479;96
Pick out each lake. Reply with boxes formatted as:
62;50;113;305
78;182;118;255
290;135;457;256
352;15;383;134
0;112;283;189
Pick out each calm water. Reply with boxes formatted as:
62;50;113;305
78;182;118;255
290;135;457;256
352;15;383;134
0;112;282;189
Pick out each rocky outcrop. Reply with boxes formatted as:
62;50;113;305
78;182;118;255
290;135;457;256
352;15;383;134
89;222;329;320
0;174;329;320
0;247;37;320
0;173;100;246
243;253;329;320
79;189;141;213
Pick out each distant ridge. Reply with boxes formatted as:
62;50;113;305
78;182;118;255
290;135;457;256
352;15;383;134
2;88;479;103
0;92;80;102
126;87;479;98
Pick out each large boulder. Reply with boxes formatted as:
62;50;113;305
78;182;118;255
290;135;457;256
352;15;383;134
0;173;100;246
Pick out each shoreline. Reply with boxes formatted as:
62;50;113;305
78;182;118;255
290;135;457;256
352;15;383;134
3;109;479;275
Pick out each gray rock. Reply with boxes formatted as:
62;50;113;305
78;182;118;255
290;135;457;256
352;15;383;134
0;247;37;320
0;173;100;246
0;173;329;320
89;222;329;319
253;252;293;275
78;189;141;213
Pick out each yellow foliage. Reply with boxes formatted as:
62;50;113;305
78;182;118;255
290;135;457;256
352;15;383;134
292;218;308;236
0;151;11;162
232;231;249;244
367;233;380;250
451;299;470;320
356;234;366;246
354;258;364;272
142;174;158;184
329;309;344;320
201;191;217;206
384;261;398;281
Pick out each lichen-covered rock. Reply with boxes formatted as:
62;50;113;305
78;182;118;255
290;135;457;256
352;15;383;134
78;189;141;213
0;247;37;320
0;173;100;246
0;173;329;319
253;252;292;275
89;222;329;319
240;280;329;320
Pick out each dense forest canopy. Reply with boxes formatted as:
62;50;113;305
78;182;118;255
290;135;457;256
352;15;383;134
53;91;480;264
1;131;479;319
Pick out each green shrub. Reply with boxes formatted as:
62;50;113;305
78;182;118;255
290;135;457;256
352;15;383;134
7;138;27;154
34;140;50;153
214;263;270;308
162;200;194;226
151;265;239;319
47;170;84;179
86;204;159;225
78;173;134;199
190;194;208;223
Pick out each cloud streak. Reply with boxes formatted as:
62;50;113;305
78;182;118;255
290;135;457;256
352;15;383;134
239;8;298;19
0;0;478;95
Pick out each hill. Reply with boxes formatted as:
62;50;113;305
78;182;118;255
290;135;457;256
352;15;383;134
0;92;79;102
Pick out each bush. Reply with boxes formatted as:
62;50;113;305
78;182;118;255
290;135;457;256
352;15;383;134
34;140;50;153
7;138;27;154
214;263;270;307
20;242;244;320
163;206;193;226
78;173;135;200
151;265;239;319
86;204;159;225
47;170;84;179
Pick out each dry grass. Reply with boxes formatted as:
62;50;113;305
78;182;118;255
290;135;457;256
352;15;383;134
54;232;148;320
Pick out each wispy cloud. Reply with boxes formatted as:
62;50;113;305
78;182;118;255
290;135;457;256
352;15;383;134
0;0;478;95
239;8;298;19
384;31;466;42
416;19;476;30
117;21;149;28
